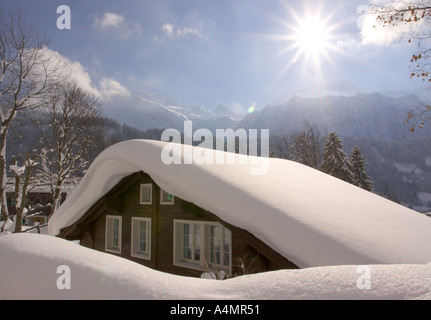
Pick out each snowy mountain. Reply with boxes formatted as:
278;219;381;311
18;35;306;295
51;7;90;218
103;86;431;141
239;92;431;140
102;90;241;131
275;80;366;104
102;84;431;142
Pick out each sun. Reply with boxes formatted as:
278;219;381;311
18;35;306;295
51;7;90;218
266;3;345;87
294;17;331;59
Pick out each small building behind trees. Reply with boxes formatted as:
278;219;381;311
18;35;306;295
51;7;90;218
4;181;75;226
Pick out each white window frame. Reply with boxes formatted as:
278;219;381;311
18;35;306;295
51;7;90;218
179;222;201;264
131;217;151;260
140;184;152;205
173;219;232;275
160;189;175;205
105;215;122;254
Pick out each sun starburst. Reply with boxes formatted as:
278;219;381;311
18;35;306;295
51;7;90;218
270;2;345;86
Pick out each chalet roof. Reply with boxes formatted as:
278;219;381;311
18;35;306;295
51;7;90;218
48;139;431;268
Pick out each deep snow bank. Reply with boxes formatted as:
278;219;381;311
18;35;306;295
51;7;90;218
0;234;430;300
48;140;431;268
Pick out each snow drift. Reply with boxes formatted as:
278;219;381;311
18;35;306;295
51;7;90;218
1;233;430;300
48;139;431;268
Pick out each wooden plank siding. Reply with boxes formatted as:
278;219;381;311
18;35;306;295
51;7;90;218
61;171;298;278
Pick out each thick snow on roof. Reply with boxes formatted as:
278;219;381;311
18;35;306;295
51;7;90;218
1;233;431;300
48;140;431;268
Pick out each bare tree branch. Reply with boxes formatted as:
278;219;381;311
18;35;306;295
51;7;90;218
0;6;63;221
35;81;103;217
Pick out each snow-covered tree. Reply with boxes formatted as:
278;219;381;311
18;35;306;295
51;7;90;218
349;146;373;192
0;8;60;223
9;154;39;233
321;132;353;183
36;81;102;217
290;122;323;169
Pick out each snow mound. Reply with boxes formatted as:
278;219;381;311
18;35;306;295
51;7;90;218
1;234;430;300
48;140;431;268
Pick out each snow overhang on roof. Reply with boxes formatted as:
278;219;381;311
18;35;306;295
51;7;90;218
48;139;431;268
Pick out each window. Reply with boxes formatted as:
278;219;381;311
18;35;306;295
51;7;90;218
105;216;122;254
160;189;174;205
182;223;200;263
174;220;231;274
8;197;16;207
209;225;231;267
140;184;152;205
131;217;151;260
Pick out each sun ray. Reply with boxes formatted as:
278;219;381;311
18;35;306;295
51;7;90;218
267;1;348;90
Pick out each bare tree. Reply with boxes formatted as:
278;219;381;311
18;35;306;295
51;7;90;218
271;122;323;169
270;134;293;160
369;1;431;130
36;81;103;217
290;121;323;169
0;7;61;223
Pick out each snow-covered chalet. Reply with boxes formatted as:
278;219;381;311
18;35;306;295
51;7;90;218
48;140;431;278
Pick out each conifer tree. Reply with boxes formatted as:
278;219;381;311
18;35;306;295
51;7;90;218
321;132;352;183
350;146;373;192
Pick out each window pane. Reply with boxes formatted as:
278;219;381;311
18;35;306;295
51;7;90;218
194;225;200;261
223;227;231;266
113;219;119;247
161;190;174;204
183;224;192;260
139;221;147;252
141;185;152;203
210;226;221;265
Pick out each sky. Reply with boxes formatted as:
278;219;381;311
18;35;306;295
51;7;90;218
1;0;428;114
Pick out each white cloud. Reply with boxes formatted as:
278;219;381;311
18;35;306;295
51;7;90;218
68;61;102;98
99;78;131;100
336;38;361;49
177;26;203;38
93;12;143;39
161;23;204;39
40;47;101;98
162;23;175;38
39;48;130;101
93;12;125;29
358;1;429;46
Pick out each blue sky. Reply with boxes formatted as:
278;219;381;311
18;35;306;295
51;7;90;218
1;0;426;113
